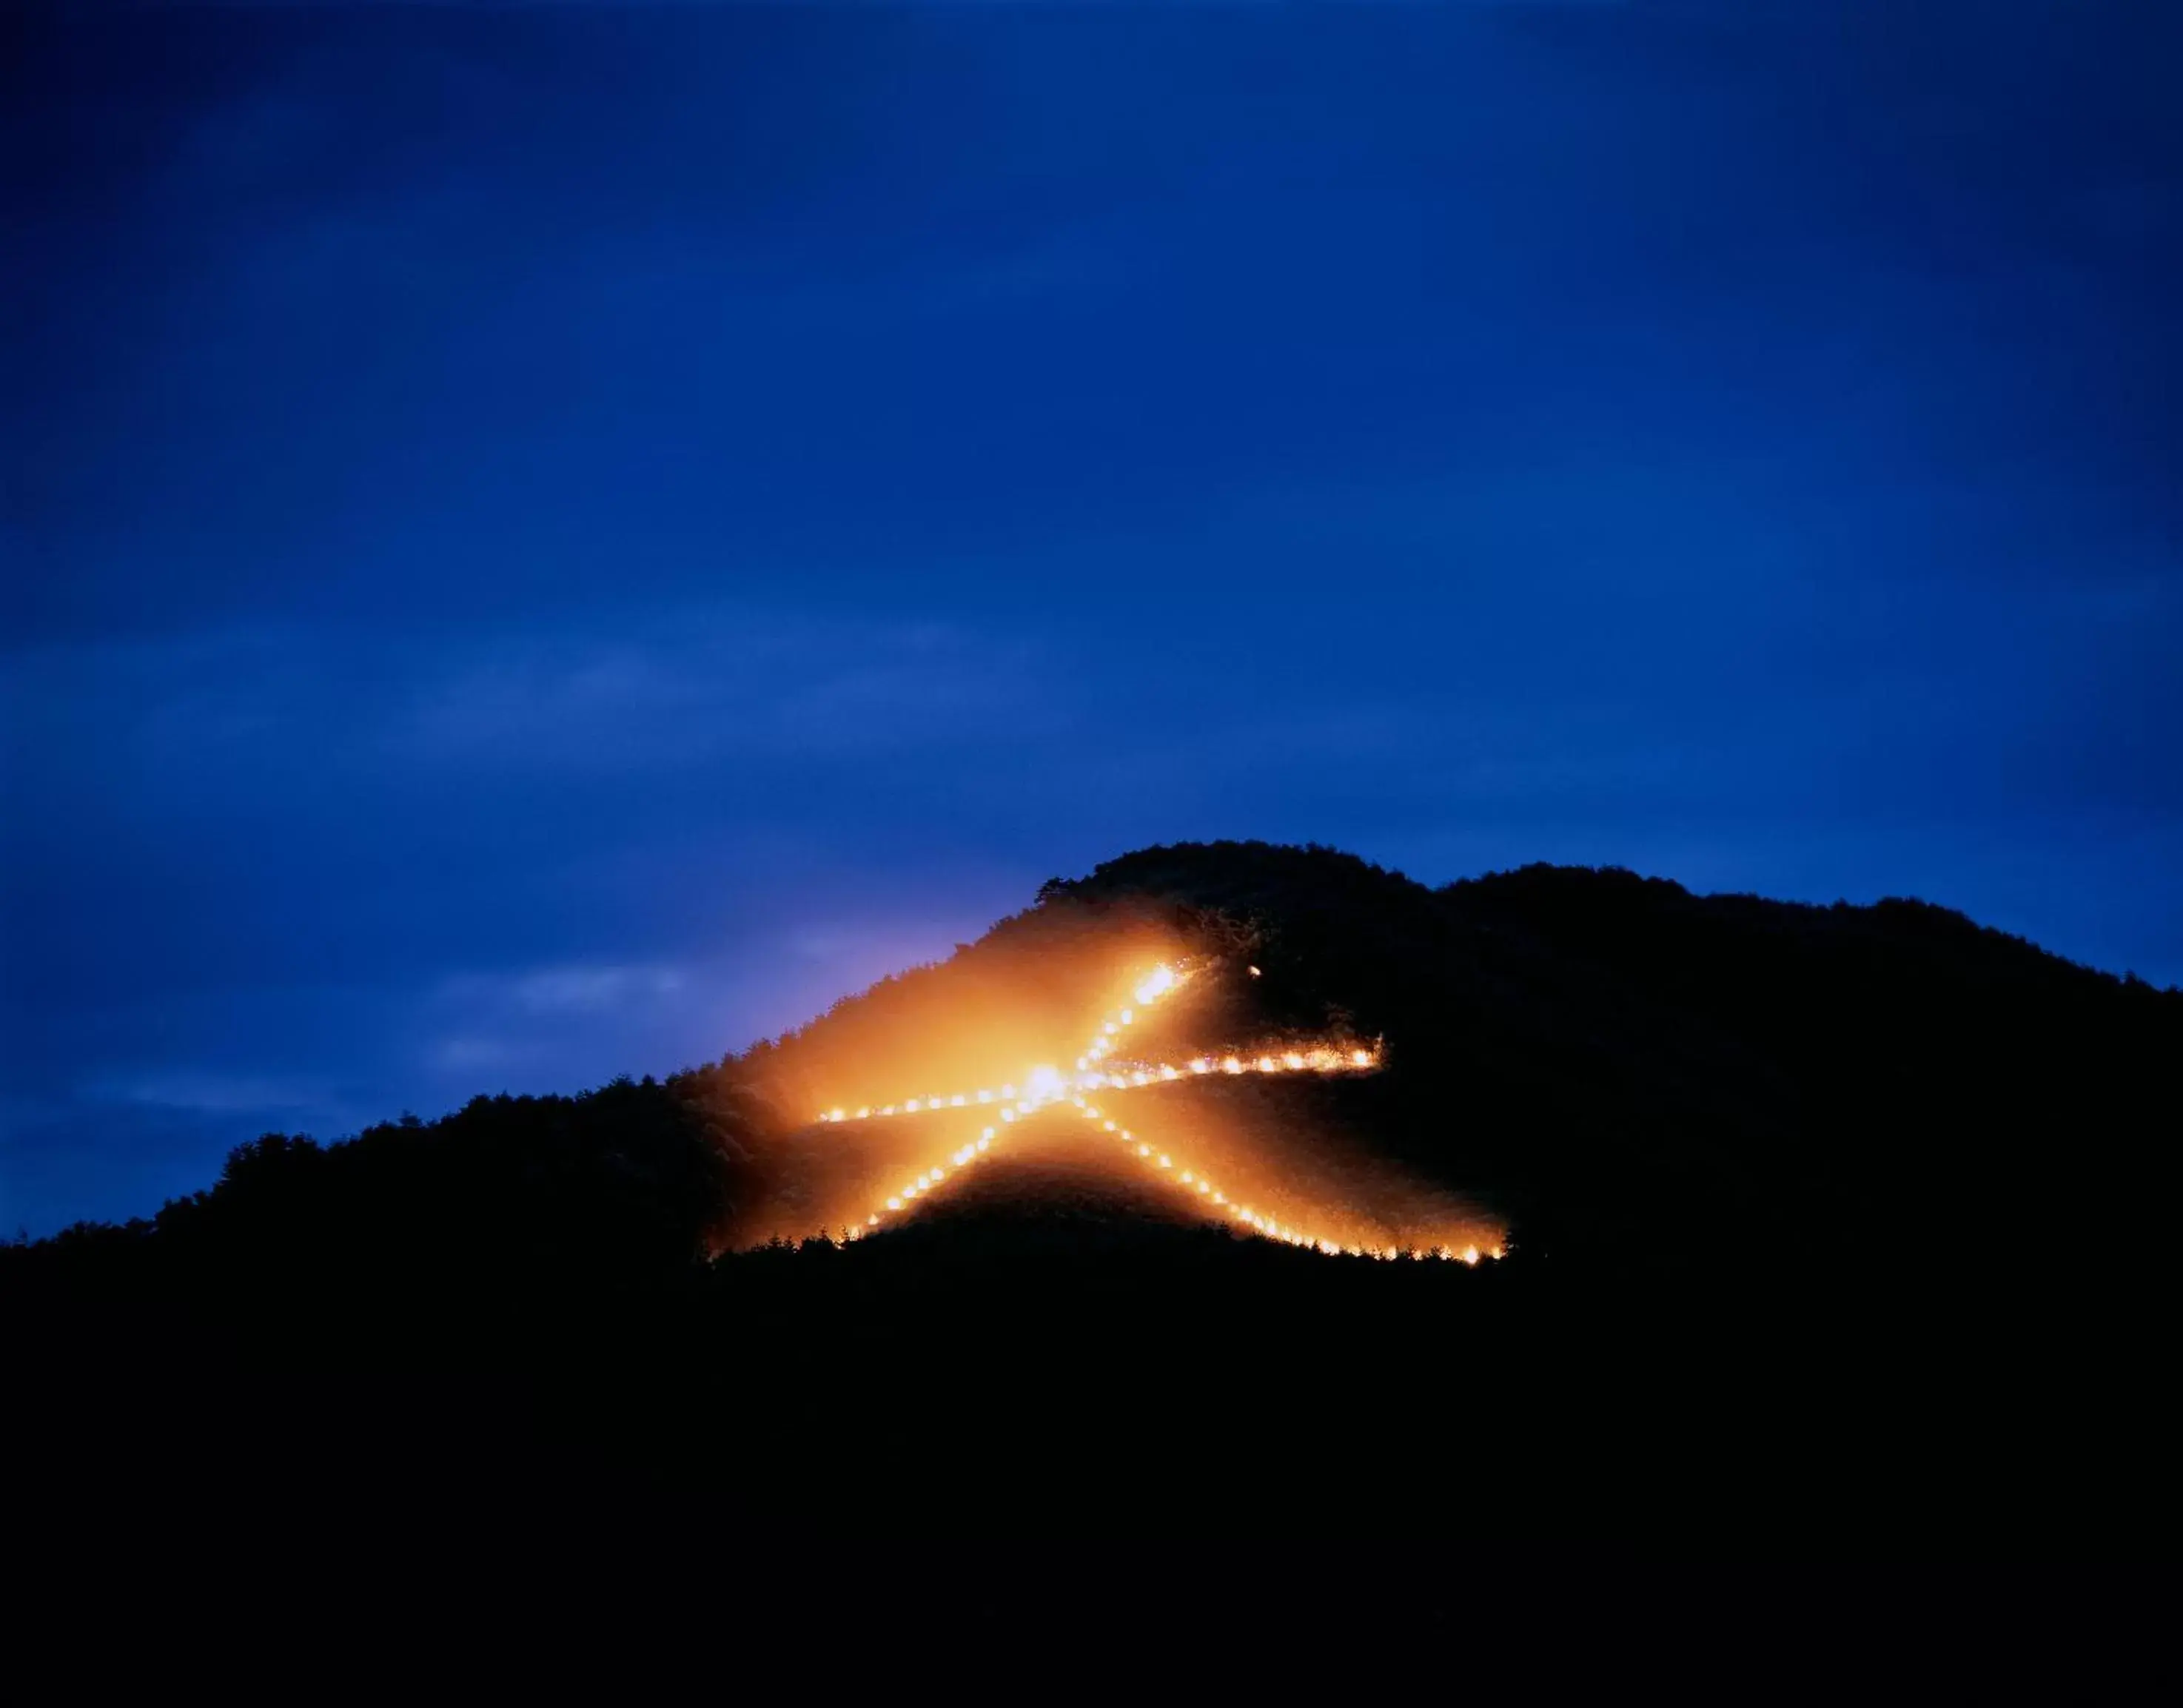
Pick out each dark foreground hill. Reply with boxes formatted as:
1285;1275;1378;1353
7;841;2177;1556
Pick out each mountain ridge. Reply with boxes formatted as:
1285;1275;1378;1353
8;841;2176;1546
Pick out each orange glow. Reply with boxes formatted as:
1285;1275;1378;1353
773;954;1495;1262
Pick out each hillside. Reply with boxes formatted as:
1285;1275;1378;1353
7;841;2177;1550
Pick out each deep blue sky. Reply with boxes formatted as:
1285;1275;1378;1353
4;2;2179;1233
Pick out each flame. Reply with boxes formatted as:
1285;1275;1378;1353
787;955;1487;1261
1025;1064;1065;1101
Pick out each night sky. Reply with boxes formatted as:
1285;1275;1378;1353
4;2;2179;1234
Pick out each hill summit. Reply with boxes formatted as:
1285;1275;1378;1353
731;838;2176;1280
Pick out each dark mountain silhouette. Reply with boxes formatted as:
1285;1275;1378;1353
7;841;2176;1553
